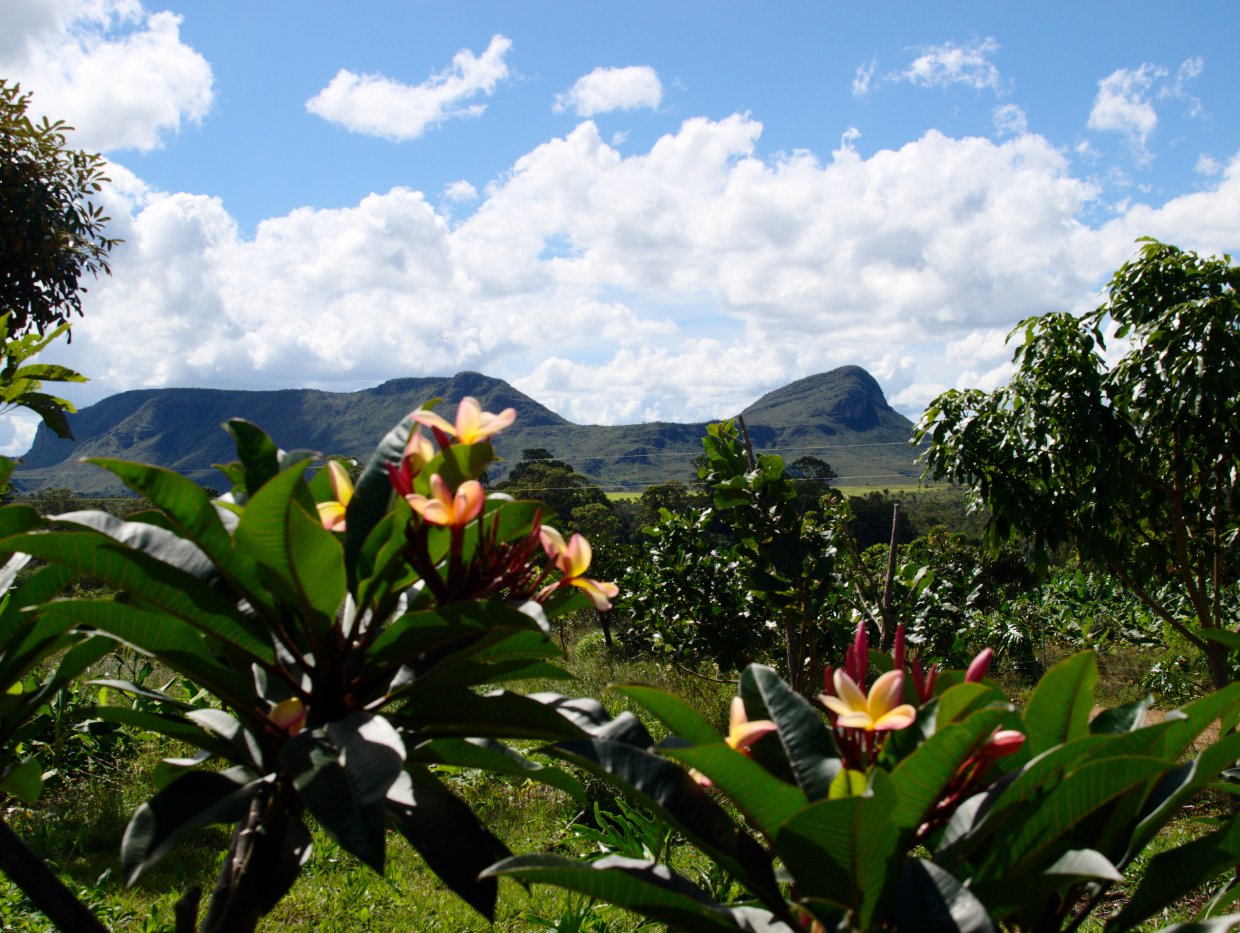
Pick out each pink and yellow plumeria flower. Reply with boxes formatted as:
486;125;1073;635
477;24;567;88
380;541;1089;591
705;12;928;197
693;697;777;786
387;427;437;498
725;696;777;751
412;397;517;445
538;526;620;611
316;460;354;532
821;669;916;732
405;474;484;528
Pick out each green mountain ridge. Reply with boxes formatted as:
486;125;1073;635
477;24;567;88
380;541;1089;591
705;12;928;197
13;366;921;495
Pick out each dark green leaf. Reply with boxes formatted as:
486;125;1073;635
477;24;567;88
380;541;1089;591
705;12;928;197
386;768;509;919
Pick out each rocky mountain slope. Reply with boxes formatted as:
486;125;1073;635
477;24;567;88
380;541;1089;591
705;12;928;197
14;366;921;495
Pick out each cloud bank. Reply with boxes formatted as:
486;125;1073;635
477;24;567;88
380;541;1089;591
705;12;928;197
0;0;213;152
45;116;1240;442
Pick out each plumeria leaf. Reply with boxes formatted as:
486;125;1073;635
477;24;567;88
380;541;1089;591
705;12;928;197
0;529;274;664
1023;651;1097;757
0;757;44;804
386;768;510;919
1109;814;1240;932
665;744;808;836
225;419;281;496
775;770;901;927
483;854;792;932
613;684;722;746
1091;696;1154;735
889;707;1010;835
412;737;587;803
551;738;785;911
122;767;260;883
897;859;996;933
282;713;406;873
37;600;252;708
741;665;840;800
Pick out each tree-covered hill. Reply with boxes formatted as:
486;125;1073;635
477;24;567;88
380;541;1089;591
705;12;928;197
12;366;921;495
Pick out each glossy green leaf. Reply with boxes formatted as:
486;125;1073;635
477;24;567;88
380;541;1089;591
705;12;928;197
664;744;808;836
122;767;260;883
235;458;345;631
282;713;405;872
0;530;273;663
97;706;236;761
775;770;900;927
484;854;790;932
1125;730;1240;862
740;665;839;800
411;737;586;803
889;707;1009;834
977;756;1173;879
36;600;252;707
970;848;1121;920
615;684;721;745
386;769;509;919
400;689;594;741
1091;696;1154;735
84;458;269;604
0;757;43;804
1108;815;1240;932
551;737;784;910
897;859;995;933
1023;651;1096;757
225;419;281;496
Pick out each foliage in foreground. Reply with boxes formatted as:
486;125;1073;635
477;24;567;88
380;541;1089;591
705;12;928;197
493;634;1240;932
0;400;625;932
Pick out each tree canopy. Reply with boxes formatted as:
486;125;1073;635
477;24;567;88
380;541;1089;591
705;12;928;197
917;239;1240;687
1;81;117;336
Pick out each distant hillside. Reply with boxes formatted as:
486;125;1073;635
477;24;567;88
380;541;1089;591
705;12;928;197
13;367;922;495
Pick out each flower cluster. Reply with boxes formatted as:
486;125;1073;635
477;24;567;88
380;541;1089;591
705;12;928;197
315;396;618;611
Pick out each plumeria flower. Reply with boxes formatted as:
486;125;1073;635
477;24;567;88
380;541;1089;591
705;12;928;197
694;697;777;786
268;697;306;736
821;669;916;732
412;396;516;446
405;475;484;528
538;526;620;610
725;696;777;750
387;427;436;498
316;460;353;532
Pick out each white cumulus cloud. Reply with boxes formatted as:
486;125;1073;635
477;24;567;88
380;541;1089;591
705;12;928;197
554;66;662;117
1089;64;1166;164
900;38;1005;93
306;35;512;140
0;0;212;152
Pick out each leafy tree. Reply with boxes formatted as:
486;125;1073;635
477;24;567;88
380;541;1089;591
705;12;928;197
624;421;848;694
1;81;117;336
917;240;1240;688
493;448;617;533
846;491;918;551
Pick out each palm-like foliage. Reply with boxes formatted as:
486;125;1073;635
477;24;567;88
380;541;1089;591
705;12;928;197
0;409;620;932
493;651;1240;932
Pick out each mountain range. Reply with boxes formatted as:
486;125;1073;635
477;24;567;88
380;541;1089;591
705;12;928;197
12;366;922;496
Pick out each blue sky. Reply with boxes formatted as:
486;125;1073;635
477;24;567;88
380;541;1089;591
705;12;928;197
3;0;1238;452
